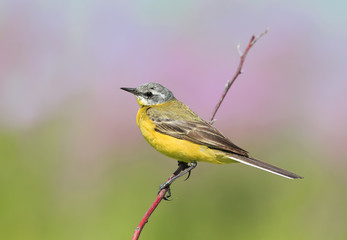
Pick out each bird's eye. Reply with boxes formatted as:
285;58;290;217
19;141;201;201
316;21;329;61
144;92;153;97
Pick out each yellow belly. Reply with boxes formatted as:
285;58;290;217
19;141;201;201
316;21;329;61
136;107;229;164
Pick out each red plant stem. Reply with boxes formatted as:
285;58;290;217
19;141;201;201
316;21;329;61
210;28;268;123
131;187;168;240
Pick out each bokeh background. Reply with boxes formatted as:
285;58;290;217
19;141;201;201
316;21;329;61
1;1;346;239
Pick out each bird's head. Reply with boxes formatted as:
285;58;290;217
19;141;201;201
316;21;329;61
121;82;175;106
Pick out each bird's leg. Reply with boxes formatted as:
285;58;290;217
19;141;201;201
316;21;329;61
173;161;189;175
159;161;188;200
167;161;197;185
159;161;197;200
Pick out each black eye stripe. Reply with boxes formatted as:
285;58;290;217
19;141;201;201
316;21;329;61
145;92;153;97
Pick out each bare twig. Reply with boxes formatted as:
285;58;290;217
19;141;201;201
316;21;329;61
132;29;268;240
131;187;168;240
210;28;268;123
132;162;194;240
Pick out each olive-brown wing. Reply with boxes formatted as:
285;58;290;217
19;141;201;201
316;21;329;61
153;118;249;157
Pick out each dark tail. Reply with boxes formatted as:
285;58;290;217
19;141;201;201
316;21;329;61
227;153;303;179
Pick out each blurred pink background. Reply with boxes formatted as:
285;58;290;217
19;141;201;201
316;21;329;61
1;1;346;157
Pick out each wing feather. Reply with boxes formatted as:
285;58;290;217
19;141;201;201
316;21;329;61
147;106;248;156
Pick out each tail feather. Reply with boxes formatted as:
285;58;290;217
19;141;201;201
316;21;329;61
227;154;303;179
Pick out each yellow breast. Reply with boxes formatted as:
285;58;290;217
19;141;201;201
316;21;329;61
136;105;227;164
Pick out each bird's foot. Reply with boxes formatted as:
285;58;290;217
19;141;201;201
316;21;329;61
158;161;197;200
158;182;172;200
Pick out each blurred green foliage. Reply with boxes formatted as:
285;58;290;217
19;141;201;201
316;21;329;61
0;121;346;240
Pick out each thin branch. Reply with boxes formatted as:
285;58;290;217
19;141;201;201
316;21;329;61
132;162;194;240
132;29;268;240
210;28;268;123
131;187;168;240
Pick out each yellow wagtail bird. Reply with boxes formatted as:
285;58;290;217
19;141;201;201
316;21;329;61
121;82;303;181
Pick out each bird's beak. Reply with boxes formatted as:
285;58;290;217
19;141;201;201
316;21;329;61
120;87;137;95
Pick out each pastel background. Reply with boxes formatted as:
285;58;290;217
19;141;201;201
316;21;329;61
1;1;346;240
